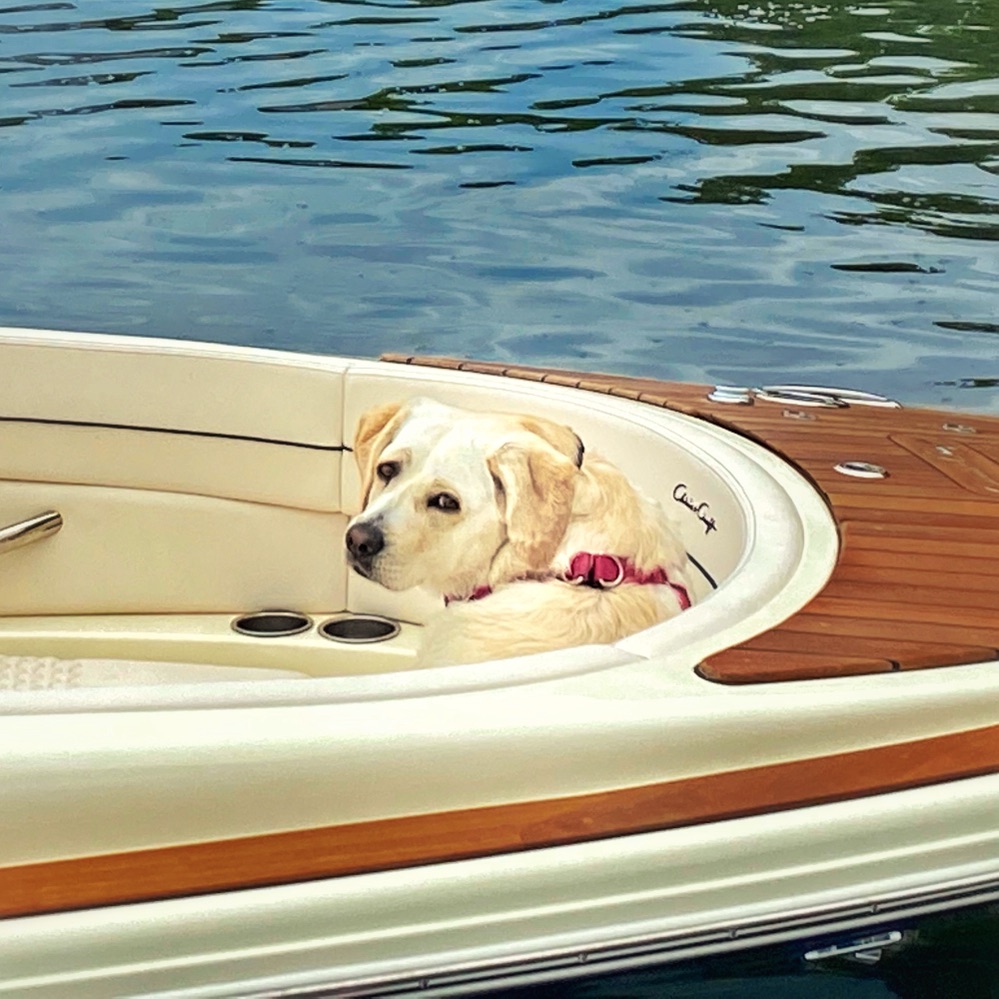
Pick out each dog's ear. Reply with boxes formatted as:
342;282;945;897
488;443;578;574
353;402;407;505
513;415;584;469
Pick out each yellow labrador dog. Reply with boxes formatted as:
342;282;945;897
345;398;694;666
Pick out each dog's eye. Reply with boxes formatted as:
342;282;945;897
376;461;400;482
428;492;460;513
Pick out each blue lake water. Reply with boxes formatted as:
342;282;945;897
1;2;997;995
0;0;996;411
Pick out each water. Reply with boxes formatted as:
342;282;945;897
499;900;999;997
0;0;997;410
1;3;997;994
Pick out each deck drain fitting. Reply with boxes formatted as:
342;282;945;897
319;614;401;644
834;461;888;480
231;610;313;638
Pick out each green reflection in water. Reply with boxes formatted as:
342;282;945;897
656;0;999;238
0;0;995;403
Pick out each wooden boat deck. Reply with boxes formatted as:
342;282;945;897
384;355;999;684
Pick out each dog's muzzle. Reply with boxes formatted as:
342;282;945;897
345;521;385;577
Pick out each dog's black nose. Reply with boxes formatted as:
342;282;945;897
345;522;385;566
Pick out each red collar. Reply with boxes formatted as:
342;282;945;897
444;552;691;610
444;585;494;607
563;552;692;609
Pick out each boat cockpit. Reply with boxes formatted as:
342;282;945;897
0;328;836;711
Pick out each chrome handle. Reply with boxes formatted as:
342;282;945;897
760;385;902;408
0;511;63;555
756;388;847;408
805;930;903;965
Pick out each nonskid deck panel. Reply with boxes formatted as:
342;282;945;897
383;355;999;683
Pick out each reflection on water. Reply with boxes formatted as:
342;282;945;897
0;0;996;407
0;7;996;994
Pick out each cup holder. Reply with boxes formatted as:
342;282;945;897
319;614;400;644
231;610;312;638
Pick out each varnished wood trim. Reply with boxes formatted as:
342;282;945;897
834;564;999;594
829;493;999;517
838;549;999;583
792;614;999;649
740;632;996;671
892;434;999;496
808;595;993;631
698;648;894;683
2;726;998;921
822;580;999;612
844;520;999;541
842;531;999;562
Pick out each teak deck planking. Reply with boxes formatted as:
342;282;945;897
382;355;999;684
2;360;998;921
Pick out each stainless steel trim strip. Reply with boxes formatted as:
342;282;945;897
226;870;999;998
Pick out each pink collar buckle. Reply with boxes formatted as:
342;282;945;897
562;551;692;610
565;552;625;589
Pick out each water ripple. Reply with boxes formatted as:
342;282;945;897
0;0;996;407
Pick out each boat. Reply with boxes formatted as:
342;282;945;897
0;326;997;998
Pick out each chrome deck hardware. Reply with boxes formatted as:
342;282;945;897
707;386;753;405
0;510;63;556
757;387;846;408
805;930;903;965
709;384;902;409
835;461;888;479
759;385;901;409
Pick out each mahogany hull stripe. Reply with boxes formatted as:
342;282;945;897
2;724;997;920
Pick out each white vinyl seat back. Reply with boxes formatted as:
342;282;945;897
0;330;349;615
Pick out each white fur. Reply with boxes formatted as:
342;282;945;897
346;399;694;667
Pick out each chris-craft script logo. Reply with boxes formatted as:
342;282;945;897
673;483;717;535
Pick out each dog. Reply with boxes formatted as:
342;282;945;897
345;398;694;666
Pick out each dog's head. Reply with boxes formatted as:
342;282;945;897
345;398;583;597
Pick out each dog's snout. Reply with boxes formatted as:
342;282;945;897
346;522;385;565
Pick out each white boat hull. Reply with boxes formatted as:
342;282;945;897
0;328;996;997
